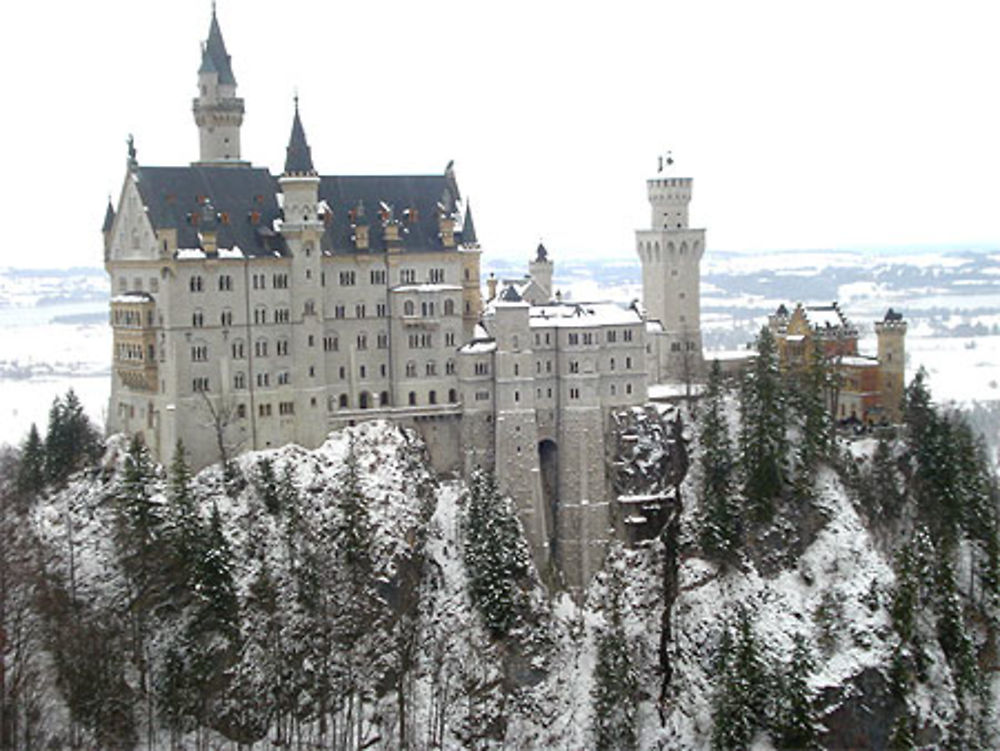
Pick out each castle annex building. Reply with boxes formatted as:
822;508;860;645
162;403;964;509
767;303;907;424
104;10;705;588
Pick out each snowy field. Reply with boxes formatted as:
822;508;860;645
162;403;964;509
2;247;999;448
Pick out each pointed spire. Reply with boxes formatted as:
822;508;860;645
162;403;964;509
200;3;236;86
460;201;478;246
283;97;316;175
102;196;115;233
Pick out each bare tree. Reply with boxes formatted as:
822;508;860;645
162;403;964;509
198;391;243;492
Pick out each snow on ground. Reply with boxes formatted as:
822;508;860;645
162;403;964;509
655;465;896;749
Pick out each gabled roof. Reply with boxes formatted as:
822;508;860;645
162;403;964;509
135;165;287;257
200;8;236;86
283;101;315;175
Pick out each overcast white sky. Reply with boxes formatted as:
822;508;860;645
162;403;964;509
3;0;998;269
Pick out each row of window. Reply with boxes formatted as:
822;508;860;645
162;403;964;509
669;341;699;352
111;308;153;328
565;328;634;346
118;277;159;294
115;342;154;362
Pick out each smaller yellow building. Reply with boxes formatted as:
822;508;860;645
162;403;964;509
768;303;907;424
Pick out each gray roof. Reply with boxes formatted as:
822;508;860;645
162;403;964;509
199;10;236;86
284;103;315;175
498;284;523;302
133;166;463;256
135;165;287;257
318;174;459;253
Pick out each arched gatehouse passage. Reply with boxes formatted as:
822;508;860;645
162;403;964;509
359;391;371;409
538;439;559;561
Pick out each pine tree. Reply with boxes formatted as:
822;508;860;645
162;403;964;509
773;633;818;750
791;342;830;499
591;562;638;751
887;712;916;751
712;607;769;750
44;395;70;483
699;359;742;562
462;469;532;637
254;456;280;514
116;434;166;610
16;422;46;496
870;437;902;522
740;327;787;522
165;441;201;595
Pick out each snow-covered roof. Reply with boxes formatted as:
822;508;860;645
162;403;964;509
176;248;207;259
111;291;155;304
459;340;496;354
648;383;706;400
527;301;642;329
839;355;879;368
392;284;462;293
805;305;849;329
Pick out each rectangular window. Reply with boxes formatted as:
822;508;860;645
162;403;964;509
279;401;295;415
334;305;346;319
401;268;416;284
355;303;366;318
340;271;356;286
568;333;579;346
370;269;387;285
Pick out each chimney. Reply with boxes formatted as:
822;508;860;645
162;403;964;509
487;273;497;301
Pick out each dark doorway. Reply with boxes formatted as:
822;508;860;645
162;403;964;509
539;439;559;560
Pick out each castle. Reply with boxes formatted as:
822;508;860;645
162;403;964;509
102;9;705;587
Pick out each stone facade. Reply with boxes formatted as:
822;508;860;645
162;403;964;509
103;11;700;590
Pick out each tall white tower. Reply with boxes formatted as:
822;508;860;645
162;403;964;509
636;160;705;382
192;8;246;165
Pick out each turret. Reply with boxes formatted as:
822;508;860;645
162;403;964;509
875;309;907;423
528;242;553;302
636;156;705;383
102;197;115;260
192;6;246;164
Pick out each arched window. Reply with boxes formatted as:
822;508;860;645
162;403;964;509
380;391;390;406
339;394;349;408
359;392;370;409
408;391;417;406
448;388;458;403
428;390;437;405
404;300;415;316
444;299;455;316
